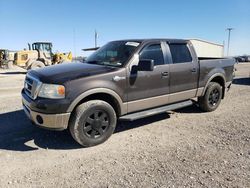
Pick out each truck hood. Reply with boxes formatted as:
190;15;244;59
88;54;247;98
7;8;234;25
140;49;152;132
29;62;118;84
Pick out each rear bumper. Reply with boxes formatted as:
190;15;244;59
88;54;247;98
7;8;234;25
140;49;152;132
22;95;71;130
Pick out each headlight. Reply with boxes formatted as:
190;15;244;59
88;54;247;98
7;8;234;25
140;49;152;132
38;84;65;99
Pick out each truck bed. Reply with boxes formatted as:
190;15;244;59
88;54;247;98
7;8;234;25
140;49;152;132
198;58;235;88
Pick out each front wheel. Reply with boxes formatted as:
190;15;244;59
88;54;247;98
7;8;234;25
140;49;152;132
198;82;222;112
69;100;117;147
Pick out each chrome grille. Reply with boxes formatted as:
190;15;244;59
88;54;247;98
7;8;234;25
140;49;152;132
24;76;33;97
24;74;41;99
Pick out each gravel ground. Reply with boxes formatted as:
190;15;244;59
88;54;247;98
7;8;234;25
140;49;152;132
0;63;249;188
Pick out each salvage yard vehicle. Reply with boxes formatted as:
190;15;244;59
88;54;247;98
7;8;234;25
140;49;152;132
241;55;250;62
0;49;15;69
21;39;235;147
14;42;72;69
234;55;250;63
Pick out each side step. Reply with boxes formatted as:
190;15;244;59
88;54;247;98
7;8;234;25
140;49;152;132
119;100;193;121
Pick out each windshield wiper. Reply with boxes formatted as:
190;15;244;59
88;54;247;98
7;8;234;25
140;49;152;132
103;62;121;67
85;60;103;65
86;60;121;68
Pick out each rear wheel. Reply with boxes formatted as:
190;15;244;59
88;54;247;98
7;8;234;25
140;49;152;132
30;61;45;69
198;82;222;112
69;100;117;147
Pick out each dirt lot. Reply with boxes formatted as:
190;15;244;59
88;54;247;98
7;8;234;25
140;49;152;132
0;64;249;188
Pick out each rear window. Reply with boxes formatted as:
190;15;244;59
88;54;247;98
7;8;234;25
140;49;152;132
169;44;192;63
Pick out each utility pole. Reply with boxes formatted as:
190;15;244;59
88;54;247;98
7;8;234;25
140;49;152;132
226;28;234;56
95;30;98;48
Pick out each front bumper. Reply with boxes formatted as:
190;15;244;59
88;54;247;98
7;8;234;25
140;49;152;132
22;95;71;130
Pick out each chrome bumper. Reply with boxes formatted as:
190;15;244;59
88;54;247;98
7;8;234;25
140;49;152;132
22;97;71;130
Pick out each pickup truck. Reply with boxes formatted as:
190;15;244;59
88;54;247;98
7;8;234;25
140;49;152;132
21;39;235;147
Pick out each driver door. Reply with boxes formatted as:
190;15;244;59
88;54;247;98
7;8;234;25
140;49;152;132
127;42;170;113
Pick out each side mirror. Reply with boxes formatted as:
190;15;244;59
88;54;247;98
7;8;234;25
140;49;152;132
137;59;154;71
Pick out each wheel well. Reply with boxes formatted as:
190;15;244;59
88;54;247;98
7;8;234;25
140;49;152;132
210;76;225;98
73;93;121;116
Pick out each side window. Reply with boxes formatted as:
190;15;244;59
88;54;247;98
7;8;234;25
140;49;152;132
169;44;192;64
140;44;165;66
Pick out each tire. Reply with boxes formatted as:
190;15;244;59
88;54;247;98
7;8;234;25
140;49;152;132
30;61;45;70
69;100;117;147
198;82;222;112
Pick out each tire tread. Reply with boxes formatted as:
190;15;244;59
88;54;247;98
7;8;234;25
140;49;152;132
69;100;116;147
198;82;222;112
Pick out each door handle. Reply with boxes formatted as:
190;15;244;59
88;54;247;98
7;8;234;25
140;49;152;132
161;72;169;77
113;76;126;82
191;68;197;73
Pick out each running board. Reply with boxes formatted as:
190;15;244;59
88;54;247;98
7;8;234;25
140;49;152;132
119;100;193;121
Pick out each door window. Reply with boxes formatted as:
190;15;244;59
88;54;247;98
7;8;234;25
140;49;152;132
140;44;164;66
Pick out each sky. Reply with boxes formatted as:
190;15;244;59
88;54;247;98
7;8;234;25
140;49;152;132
0;0;249;57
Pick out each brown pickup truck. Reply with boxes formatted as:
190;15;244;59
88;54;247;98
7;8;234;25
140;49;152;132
21;39;235;147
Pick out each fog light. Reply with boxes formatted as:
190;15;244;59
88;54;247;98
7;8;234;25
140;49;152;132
36;115;43;124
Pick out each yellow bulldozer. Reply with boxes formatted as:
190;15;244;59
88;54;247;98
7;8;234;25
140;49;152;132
14;42;72;69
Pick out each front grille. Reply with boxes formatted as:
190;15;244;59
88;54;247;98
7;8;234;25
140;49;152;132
24;76;33;97
24;74;41;99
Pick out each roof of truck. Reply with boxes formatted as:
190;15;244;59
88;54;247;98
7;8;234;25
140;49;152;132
81;39;189;51
113;38;188;43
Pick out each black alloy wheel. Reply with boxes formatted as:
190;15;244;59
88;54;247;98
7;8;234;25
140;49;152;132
69;100;117;147
83;110;110;139
208;88;220;107
198;82;222;112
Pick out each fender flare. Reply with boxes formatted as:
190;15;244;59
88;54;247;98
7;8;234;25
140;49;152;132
202;73;226;96
67;88;127;115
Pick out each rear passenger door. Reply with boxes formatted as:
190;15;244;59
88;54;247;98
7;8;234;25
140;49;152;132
167;43;199;103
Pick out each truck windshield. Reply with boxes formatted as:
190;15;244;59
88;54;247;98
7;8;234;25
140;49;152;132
85;41;140;67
